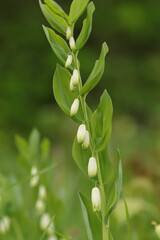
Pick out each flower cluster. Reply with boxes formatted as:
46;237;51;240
30;166;39;187
64;27;101;212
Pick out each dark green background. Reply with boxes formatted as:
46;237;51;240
0;0;160;239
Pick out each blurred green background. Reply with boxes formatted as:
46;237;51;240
0;0;160;239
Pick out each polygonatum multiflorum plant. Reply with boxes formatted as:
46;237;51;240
39;0;122;239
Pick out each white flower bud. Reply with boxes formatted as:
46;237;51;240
31;166;38;175
0;216;10;234
88;157;97;178
155;225;160;238
48;236;58;240
36;199;45;215
40;213;51;230
66;26;72;40
70;76;76;92
82;130;90;149
72;69;79;86
65;55;72;68
91;187;101;212
77;124;86;144
30;166;39;187
69;37;75;50
70;99;79;116
39;185;47;200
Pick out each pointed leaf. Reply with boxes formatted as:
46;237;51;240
15;135;30;160
105;150;123;217
109;231;114;240
44;0;68;20
99;146;114;184
79;191;102;240
43;26;74;69
80;42;109;96
29;128;40;159
39;0;68;35
72;136;91;176
41;138;51;161
69;0;89;23
53;64;92;123
91;90;113;152
76;2;95;50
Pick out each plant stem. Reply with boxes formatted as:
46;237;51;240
74;51;108;240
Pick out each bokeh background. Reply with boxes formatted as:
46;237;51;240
0;0;160;239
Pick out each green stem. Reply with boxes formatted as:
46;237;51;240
73;51;108;240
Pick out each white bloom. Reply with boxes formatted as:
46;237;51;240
70;99;79;116
82;130;90;149
88;157;97;178
77;124;86;144
69;37;75;50
70;76;76;92
72;69;79;86
0;216;10;234
39;185;47;200
48;236;57;240
155;225;160;238
30;166;39;187
40;213;51;230
65;55;72;68
31;166;38;175
91;187;101;212
66;26;72;40
36;199;45;215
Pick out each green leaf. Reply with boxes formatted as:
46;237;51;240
43;26;74;69
79;191;102;240
80;42;109;96
53;64;92;123
105;150;123;218
91;90;113;152
122;194;132;240
76;2;95;50
109;231;114;240
29;128;40;159
15;135;30;160
69;0;89;23
72;136;91;176
99;146;114;184
41;138;51;161
44;0;68;20
39;0;68;35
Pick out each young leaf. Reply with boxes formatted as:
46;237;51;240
80;42;109;96
53;64;92;123
109;231;114;240
105;150;123;218
76;2;95;50
72;136;91;176
99;146;114;184
43;26;74;69
44;0;68;20
91;90;113;152
15;135;30;160
39;0;68;35
41;138;51;161
29;128;40;159
122;194;132;240
79;191;102;240
69;0;89;23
